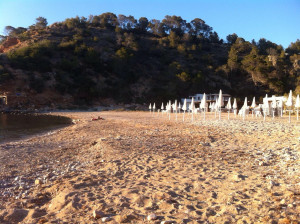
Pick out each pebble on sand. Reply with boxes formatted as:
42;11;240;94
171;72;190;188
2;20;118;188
34;179;43;185
147;213;157;220
92;210;104;219
101;217;112;222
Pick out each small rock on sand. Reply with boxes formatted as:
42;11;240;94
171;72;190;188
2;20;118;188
35;179;43;185
92;210;105;219
101;217;112;222
147;213;157;220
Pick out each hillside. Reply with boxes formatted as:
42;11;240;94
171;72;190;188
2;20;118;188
0;14;299;109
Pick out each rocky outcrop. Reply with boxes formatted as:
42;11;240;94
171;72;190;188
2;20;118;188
0;37;21;53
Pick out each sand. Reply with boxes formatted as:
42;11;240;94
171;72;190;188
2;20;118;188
0;111;299;223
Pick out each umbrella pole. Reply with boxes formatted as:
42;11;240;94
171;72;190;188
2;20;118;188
183;111;185;122
176;110;178;121
219;109;221;121
289;110;291;123
228;110;230;120
297;109;299;121
204;110;206;121
192;111;194;122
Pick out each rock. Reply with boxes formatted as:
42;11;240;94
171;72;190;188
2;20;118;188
92;210;104;219
147;213;157;220
101;217;112;222
280;199;286;205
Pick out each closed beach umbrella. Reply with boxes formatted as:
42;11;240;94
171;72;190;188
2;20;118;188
153;103;156;111
168;100;171;120
174;100;178;121
217;90;224;108
271;95;276;119
243;97;248;108
271;96;277;109
226;97;232;120
242;97;247;120
233;98;237;109
149;103;152;114
295;95;300;108
190;97;195;122
251;97;256;108
189;97;195;112
200;93;207;120
217;90;223;120
251;97;256;118
286;90;293;107
226;97;232;110
233;98;237;116
161;102;164;110
263;94;269;121
278;98;283;117
182;98;187;121
286;90;292;123
182;99;187;111
295;94;300;120
212;102;216;111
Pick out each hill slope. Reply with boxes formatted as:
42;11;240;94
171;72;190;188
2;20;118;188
0;14;299;109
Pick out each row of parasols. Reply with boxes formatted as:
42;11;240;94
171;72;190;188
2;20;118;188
149;90;300;123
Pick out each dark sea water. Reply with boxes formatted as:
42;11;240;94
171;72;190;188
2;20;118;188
0;113;72;143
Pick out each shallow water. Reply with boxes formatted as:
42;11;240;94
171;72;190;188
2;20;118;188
0;113;72;143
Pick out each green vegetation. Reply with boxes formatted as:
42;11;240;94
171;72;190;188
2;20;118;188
0;13;299;106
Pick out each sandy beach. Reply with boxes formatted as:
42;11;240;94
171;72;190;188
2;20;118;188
0;111;299;223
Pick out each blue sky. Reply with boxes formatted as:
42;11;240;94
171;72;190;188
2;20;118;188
0;0;299;48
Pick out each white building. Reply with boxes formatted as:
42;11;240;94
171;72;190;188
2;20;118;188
181;93;231;109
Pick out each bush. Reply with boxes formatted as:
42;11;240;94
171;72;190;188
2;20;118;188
7;40;55;72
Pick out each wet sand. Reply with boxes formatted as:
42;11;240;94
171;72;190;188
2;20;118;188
0;111;299;223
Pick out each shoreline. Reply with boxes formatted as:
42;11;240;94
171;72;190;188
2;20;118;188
0;113;73;145
0;111;299;223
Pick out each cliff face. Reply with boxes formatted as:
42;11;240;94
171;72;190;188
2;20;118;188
0;37;21;53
